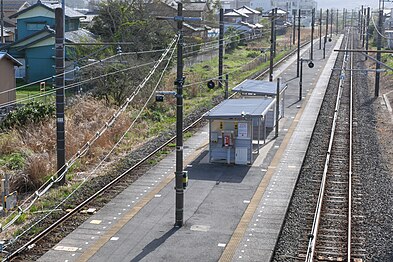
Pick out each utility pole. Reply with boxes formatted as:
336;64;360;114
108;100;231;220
297;9;301;77
324;9;329;59
225;73;229;99
311;8;315;60
269;8;276;82
366;7;370;59
375;9;383;97
319;8;322;50
55;8;66;185
218;8;224;89
360;6;364;46
293;9;296;45
157;3;200;227
273;8;277;57
343;8;346;30
336;9;339;35
330;9;333;38
0;0;4;44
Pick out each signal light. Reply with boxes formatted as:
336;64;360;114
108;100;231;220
207;80;215;89
308;61;314;68
328;38;332;42
156;95;164;102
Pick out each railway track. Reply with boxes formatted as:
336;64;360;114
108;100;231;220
2;39;314;261
303;28;366;261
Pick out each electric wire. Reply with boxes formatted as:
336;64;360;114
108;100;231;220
3;34;177;252
0;35;179;233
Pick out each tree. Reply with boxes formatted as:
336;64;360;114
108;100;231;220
91;0;174;53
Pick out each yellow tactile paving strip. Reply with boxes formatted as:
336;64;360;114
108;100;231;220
218;76;317;262
78;141;208;262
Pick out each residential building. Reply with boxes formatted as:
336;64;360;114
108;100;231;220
224;6;262;34
272;0;317;27
0;52;22;107
0;0;30;44
6;0;95;82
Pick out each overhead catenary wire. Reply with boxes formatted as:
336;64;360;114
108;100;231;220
0;46;172;97
1;35;179;233
0;33;266;108
3;35;178;253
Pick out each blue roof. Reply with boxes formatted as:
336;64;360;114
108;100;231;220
232;79;287;96
204;98;275;119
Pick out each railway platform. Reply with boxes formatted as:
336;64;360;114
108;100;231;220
38;35;343;262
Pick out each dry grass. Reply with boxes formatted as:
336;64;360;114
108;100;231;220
0;97;133;193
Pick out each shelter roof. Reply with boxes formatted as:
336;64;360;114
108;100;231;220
204;98;275;119
232;79;287;96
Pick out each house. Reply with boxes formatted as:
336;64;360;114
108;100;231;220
224;6;262;34
146;0;211;39
272;0;317;27
0;0;30;45
6;0;95;82
0;52;22;107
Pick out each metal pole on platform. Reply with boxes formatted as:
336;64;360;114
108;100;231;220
319;8;322;50
299;59;303;100
323;9;328;59
375;9;383;97
297;9;301;77
311;8;315;60
330;9;333;37
275;78;280;138
269;8;276;82
218;8;224;89
225;73;229;99
55;8;66;185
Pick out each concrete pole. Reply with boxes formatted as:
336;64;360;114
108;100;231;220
55;8;66;185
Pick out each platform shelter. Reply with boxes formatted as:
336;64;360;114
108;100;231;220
204;98;276;165
232;79;287;125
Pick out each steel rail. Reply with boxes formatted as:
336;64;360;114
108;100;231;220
305;29;351;262
5;38;314;261
347;26;354;262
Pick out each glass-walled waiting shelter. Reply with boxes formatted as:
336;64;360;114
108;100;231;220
204;98;276;165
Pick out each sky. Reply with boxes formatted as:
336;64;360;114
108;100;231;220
317;0;380;10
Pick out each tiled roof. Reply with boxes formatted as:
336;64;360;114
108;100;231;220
9;0;86;19
2;0;30;12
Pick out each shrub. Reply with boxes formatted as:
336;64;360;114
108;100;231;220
0;102;55;130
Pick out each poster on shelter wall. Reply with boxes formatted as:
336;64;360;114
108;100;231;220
238;122;248;138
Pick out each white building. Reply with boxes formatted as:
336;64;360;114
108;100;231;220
272;0;317;26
